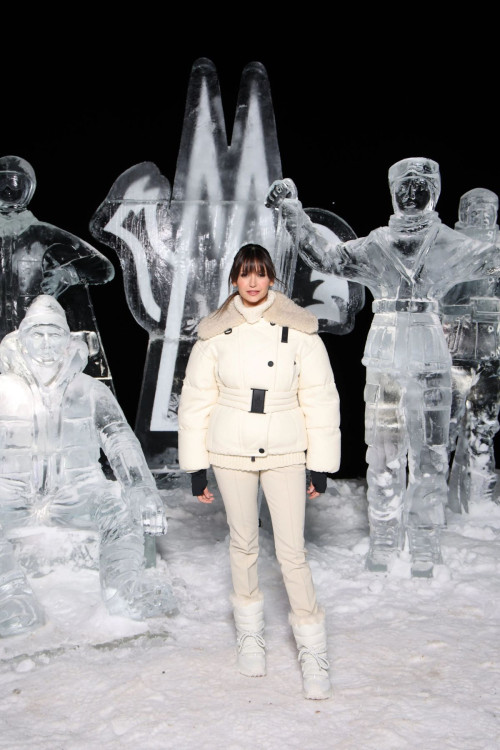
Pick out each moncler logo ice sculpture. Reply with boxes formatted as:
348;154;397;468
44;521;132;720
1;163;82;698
90;59;364;471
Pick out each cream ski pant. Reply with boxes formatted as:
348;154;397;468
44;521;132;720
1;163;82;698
213;464;318;618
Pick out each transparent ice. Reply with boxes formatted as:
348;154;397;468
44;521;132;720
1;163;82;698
0;296;176;637
266;159;500;576
441;188;500;512
293;208;364;335
0;155;114;388
90;58;363;471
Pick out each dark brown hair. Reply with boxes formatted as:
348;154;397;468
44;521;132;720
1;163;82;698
215;244;277;316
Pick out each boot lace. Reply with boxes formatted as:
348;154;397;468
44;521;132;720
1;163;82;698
237;631;266;653
298;646;329;674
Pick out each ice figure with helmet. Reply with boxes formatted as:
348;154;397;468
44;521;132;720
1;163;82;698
0;295;176;637
266;158;500;576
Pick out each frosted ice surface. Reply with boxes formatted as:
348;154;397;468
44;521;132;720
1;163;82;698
0;296;175;637
0;155;114;388
91;58;363;470
266;159;500;576
441;188;500;512
292;208;364;335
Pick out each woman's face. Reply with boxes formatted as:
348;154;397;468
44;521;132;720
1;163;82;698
234;266;273;307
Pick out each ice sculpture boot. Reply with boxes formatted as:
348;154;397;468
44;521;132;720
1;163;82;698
0;538;45;637
291;611;331;700
0;582;45;637
98;499;177;621
366;523;404;573
232;595;266;677
449;462;497;514
408;527;443;578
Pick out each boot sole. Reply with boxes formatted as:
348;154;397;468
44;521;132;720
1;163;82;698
303;687;332;700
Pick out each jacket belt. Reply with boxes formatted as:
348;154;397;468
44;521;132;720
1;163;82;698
217;386;299;414
372;299;438;314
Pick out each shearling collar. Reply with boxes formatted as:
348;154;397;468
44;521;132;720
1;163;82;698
197;291;318;340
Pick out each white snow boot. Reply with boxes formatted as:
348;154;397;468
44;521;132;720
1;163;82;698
232;594;266;677
290;610;331;700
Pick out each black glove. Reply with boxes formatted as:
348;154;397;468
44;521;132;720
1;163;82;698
310;471;327;494
191;469;208;497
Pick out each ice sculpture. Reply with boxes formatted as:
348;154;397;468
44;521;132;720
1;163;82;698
0;155;114;387
90;58;364;470
292;208;364;335
441;188;500;512
0;296;175;637
266;159;500;577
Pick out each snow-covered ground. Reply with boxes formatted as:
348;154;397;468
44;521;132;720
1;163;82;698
1;476;499;750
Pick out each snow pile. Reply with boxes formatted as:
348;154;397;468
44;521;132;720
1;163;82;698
0;478;499;749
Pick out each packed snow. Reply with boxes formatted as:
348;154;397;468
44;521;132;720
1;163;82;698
0;475;499;749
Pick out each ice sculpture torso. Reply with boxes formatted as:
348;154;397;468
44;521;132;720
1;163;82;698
442;277;500;360
344;219;496;372
0;335;105;513
0;156;115;386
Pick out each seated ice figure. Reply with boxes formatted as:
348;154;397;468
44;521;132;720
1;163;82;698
266;160;499;577
0;296;176;637
441;188;500;511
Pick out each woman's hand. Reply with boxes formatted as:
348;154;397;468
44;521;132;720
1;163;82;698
198;487;214;504
307;482;320;500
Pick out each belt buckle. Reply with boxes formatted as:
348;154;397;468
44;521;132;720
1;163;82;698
250;389;266;414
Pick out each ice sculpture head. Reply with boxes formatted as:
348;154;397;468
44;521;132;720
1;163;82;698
458;188;498;230
0;155;36;214
389;158;440;216
19;296;70;366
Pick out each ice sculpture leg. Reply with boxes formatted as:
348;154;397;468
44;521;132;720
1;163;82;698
47;478;175;620
405;372;450;576
364;371;407;572
449;362;500;512
0;533;45;637
92;485;176;620
448;365;475;454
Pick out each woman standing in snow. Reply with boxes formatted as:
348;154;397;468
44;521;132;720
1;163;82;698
178;244;341;700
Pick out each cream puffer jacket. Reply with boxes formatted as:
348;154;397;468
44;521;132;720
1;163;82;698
178;291;341;473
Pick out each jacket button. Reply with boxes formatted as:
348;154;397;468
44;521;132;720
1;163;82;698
224;328;232;335
259;448;265;453
268;361;274;367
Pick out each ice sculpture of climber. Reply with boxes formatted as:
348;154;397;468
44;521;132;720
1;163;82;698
266;159;500;577
0;155;114;385
0;296;176;637
441;188;500;512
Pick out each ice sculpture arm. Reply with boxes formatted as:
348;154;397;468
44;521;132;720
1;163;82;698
298;335;341;473
92;381;166;535
453;236;500;285
41;225;115;285
178;341;219;471
266;179;366;279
